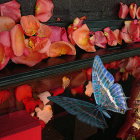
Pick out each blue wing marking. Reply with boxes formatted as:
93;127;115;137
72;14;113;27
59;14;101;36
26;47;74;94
48;96;108;129
92;55;128;114
92;55;114;89
109;83;128;114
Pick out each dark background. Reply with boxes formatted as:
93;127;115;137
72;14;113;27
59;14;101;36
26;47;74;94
1;0;140;23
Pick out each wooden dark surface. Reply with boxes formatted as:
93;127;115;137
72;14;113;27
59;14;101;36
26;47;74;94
0;0;140;22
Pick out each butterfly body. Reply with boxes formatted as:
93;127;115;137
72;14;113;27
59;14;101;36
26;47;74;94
48;55;128;129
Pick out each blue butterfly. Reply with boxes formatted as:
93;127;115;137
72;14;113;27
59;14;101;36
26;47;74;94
48;55;128;129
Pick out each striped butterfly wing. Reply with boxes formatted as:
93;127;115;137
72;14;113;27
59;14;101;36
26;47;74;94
48;96;108;129
92;55;128;114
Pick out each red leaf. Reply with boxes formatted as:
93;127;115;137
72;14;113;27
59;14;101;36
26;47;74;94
46;41;76;57
20;15;40;36
0;16;15;32
23;97;42;113
136;7;140;19
72;24;96;52
0;0;21;22
71;85;84;95
118;2;129;19
10;24;25;56
0;90;10;104
104;27;117;46
129;3;137;19
35;0;54;22
15;84;32;102
51;88;64;96
36;23;52;38
95;31;107;48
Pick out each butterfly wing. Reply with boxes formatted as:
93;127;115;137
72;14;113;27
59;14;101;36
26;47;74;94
92;55;114;105
48;96;108;129
92;55;128;114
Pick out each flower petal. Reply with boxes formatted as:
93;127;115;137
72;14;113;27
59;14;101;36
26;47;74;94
0;16;15;32
0;0;21;22
36;23;52;38
129;3;137;19
29;36;51;54
72;24;96;52
11;47;43;67
95;31;107;48
118;2;129;19
10;24;25;56
20;15;40;36
104;27;117;46
47;41;76;57
35;0;54;22
113;29;122;45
